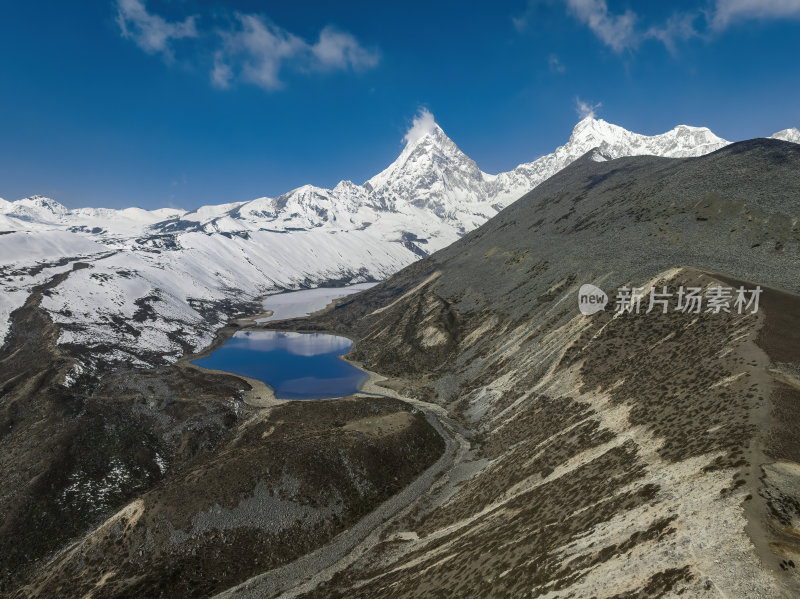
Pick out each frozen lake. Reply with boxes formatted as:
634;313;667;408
257;282;378;323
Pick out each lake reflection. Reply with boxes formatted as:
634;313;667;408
191;331;369;400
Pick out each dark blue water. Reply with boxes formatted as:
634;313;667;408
191;331;369;400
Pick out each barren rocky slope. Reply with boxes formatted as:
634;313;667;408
0;276;445;597
253;138;800;597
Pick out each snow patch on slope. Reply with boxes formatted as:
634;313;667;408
36;229;413;369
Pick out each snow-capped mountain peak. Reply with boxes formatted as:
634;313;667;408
484;118;730;207
6;195;69;221
771;128;800;144
367;119;472;188
568;117;629;147
400;107;441;145
566;117;727;159
363;116;488;224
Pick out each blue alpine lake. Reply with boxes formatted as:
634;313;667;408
191;330;369;400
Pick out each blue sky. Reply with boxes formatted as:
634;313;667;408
1;0;799;210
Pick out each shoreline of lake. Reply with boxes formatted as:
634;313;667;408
183;282;379;403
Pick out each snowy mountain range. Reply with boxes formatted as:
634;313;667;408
1;116;797;373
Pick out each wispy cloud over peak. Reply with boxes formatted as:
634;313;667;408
403;108;438;145
575;97;602;119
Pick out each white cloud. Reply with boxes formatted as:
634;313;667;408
211;17;379;91
115;2;379;91
548;53;566;73
711;0;800;29
647;1;800;47
210;52;234;88
646;12;700;54
116;0;197;59
575;97;602;119
554;0;800;53
212;14;307;90
311;26;380;71
403;108;438;145
511;0;537;32
512;15;528;32
564;0;638;52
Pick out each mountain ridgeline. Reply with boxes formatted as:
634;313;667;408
1;118;796;375
0;117;742;239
